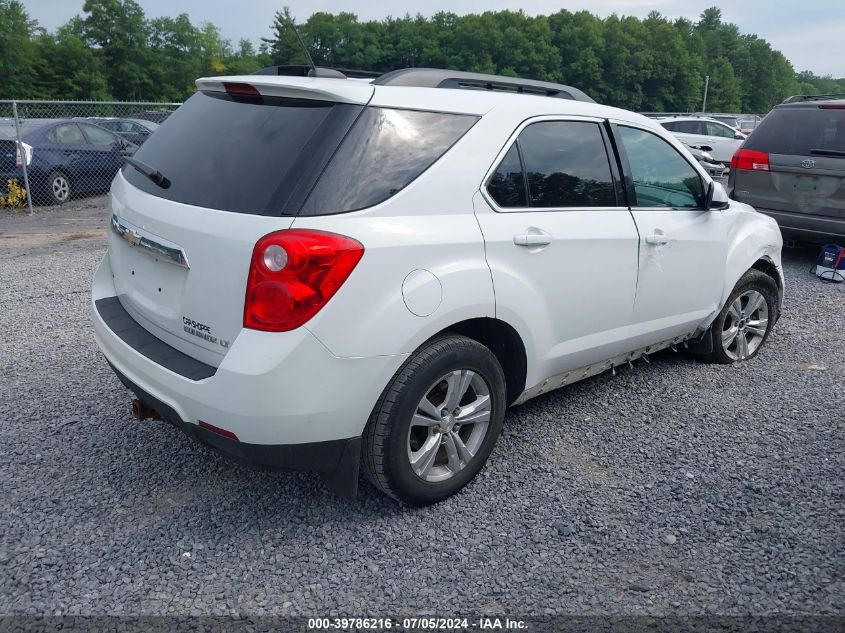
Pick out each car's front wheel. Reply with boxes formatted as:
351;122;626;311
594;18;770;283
707;269;779;363
362;335;506;505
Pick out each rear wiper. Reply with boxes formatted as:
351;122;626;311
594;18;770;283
124;156;171;188
809;149;845;157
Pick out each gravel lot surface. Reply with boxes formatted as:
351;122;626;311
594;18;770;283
1;198;843;617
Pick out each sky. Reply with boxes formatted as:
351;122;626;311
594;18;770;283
23;0;845;76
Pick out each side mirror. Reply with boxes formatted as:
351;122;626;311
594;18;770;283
734;132;746;140
707;181;730;210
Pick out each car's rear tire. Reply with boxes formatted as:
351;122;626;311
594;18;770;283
45;171;71;205
362;335;507;505
706;269;779;364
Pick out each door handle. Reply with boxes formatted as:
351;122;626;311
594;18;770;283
645;230;670;245
513;230;552;247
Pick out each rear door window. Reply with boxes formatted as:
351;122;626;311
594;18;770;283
517;121;617;208
745;107;845;156
300;108;478;215
123;91;363;216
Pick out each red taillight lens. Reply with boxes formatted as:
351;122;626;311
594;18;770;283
244;229;364;332
731;148;770;171
819;104;845;110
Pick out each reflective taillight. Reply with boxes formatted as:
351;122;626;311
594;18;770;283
244;229;364;332
198;420;239;442
731;148;770;172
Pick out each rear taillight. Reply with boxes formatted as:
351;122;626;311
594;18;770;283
15;142;32;168
244;229;364;332
731;148;770;172
819;104;845;110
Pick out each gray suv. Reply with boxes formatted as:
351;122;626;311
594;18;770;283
728;98;844;243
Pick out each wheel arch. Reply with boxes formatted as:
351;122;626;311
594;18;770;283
432;317;527;406
751;256;784;298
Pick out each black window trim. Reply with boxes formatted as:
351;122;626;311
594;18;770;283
608;121;710;211
482;115;629;213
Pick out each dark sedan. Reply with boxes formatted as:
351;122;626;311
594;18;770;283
1;119;136;205
88;117;159;146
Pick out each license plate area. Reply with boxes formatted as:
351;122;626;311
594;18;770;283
110;235;189;323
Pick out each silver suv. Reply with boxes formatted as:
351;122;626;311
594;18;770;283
728;99;845;243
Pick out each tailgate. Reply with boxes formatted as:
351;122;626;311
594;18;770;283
106;80;369;366
108;174;293;366
736;154;845;220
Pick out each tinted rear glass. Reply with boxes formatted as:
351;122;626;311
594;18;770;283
745;107;845;156
123;91;362;215
300;107;478;215
518;121;616;208
487;144;527;207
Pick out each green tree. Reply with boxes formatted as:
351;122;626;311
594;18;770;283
81;0;151;99
32;19;110;99
0;0;39;99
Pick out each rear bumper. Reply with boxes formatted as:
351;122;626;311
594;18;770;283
744;207;844;244
90;253;405;481
109;360;361;497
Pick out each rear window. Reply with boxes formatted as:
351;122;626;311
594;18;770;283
125;92;477;216
299;108;478;215
745;107;845;156
123;91;362;215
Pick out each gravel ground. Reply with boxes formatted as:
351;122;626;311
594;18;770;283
0;198;843;618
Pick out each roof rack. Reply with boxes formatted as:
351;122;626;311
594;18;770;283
372;68;595;103
782;93;845;104
253;65;382;80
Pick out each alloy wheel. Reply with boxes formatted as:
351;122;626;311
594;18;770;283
721;289;769;360
51;175;69;202
407;369;492;483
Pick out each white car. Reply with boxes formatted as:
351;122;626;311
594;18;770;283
658;116;747;163
91;68;784;505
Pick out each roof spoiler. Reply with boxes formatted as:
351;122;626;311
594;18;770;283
195;75;374;105
253;65;383;80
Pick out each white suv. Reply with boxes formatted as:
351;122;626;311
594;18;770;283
658;116;746;163
91;68;783;505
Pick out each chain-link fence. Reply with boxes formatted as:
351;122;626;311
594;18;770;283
0;100;182;214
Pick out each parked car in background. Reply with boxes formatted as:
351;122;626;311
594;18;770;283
0;118;136;205
659;116;746;162
709;114;742;130
729;98;845;243
129;110;177;124
684;142;728;178
89;117;159;146
92;68;783;505
738;115;762;136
